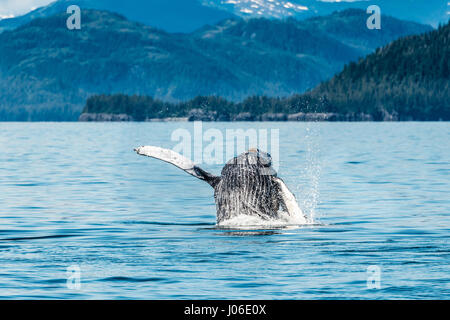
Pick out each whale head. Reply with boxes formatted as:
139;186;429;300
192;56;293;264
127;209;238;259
224;148;276;176
246;148;272;167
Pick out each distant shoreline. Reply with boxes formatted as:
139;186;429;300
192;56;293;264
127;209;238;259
78;112;447;122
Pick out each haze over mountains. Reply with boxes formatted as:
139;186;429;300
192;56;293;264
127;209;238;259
0;0;447;34
0;8;433;120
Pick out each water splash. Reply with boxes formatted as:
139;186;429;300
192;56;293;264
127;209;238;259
217;210;313;229
217;123;322;229
297;123;322;224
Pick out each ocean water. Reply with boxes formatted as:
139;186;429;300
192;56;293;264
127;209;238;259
0;122;449;299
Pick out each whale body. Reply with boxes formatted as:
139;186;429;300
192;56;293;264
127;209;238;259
135;146;306;224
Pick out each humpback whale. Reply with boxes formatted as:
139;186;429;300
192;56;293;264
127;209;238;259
134;146;307;225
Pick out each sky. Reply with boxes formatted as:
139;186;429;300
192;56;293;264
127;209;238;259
0;0;54;18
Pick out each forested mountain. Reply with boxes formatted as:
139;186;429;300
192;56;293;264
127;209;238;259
308;21;450;120
0;9;432;121
80;22;450;121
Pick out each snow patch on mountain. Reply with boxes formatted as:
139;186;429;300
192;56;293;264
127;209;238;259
204;0;309;18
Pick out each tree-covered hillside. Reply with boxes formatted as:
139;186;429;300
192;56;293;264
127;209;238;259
80;94;331;121
308;21;450;120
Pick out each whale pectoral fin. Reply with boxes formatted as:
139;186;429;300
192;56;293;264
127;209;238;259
274;177;307;223
134;146;219;186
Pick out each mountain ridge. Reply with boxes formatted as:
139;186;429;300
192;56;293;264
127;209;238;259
204;0;448;27
0;0;236;34
0;0;447;33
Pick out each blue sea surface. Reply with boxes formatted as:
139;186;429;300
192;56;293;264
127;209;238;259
0;122;449;299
